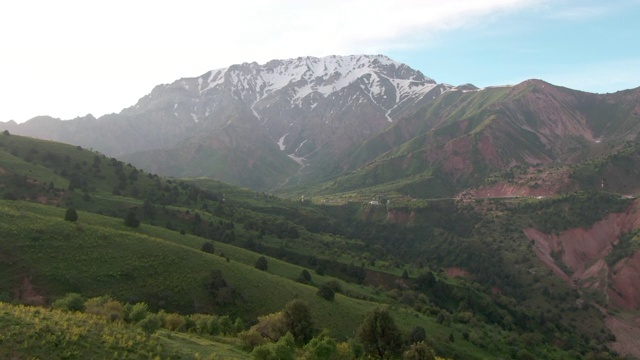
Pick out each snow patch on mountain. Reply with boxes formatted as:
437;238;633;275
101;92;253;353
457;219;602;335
277;133;288;151
195;55;437;122
288;154;306;166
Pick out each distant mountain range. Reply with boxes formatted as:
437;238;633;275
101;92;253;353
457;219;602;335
3;55;640;194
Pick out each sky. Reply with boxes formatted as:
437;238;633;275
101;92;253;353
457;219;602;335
1;0;639;123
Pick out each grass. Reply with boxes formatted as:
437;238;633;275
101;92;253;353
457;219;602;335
0;200;405;340
157;330;250;359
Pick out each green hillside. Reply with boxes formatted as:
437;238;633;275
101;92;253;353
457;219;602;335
0;132;631;359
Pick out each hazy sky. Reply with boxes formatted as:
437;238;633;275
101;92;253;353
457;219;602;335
2;0;639;123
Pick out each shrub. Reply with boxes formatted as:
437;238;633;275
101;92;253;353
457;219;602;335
303;331;337;360
403;341;435;360
84;296;124;321
251;332;296;360
297;269;312;283
139;314;163;334
124;210;140;228
164;313;186;331
317;284;335;301
51;293;85;312
238;329;266;350
409;325;426;344
255;256;268;271
128;302;148;323
201;242;215;254
219;315;233;334
324;280;342;293
64;208;78;222
233;317;245;334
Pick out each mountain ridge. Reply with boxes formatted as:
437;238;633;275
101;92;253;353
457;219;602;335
1;55;453;189
2;56;640;194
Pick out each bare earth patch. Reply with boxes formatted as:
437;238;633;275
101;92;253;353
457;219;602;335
607;315;640;359
445;267;470;278
523;200;640;359
14;277;46;306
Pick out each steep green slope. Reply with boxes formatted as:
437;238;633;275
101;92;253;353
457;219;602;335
0;200;507;359
121;121;300;190
0;200;379;338
305;82;640;200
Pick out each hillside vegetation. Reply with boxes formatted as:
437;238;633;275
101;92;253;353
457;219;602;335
0;132;634;359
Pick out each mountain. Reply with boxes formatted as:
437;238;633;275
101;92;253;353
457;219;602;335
2;55;640;196
4;55;640;358
316;80;640;198
2;55;450;190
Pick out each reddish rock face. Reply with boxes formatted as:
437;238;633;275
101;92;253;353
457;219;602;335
445;267;470;278
610;251;640;308
386;209;416;225
523;200;640;308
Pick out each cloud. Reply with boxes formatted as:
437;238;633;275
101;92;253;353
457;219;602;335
547;5;610;21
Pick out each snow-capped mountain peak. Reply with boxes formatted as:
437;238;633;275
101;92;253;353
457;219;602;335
124;55;447;168
197;55;436;108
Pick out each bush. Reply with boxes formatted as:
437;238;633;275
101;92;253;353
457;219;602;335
201;242;215;254
251;332;296;360
189;314;213;334
124;210;140;228
297;269;312;283
303;331;337;360
324;280;342;293
52;293;85;312
409;325;426;344
219;315;233;334
164;313;186;331
84;296;124;321
255;256;268;271
128;302;148;323
139;314;163;334
64;208;78;222
317;284;335;301
238;329;266;350
403;341;435;360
